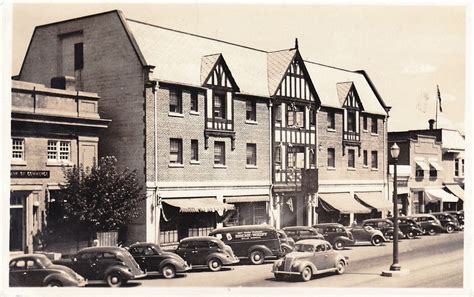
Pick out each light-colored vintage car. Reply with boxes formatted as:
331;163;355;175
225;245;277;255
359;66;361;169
272;239;349;282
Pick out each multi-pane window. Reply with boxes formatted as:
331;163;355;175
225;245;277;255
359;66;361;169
309;109;316;126
371;117;378;134
169;138;183;164
246;143;257;166
190;91;198;112
327;111;335;129
246;99;256;121
348;149;355;168
191;140;199;162
363;150;368;167
74;43;83;70
214;142;226;165
275;146;282;165
347;111;356;132
169;89;183;113
310;148;316;167
327;148;335;168
12;139;24;160
47;140;70;161
371;151;378;169
253;204;267;224
287;150;295;168
275;104;282;123
363;116;368;131
213;92;226;119
287;105;304;128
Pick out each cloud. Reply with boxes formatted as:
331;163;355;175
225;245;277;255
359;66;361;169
438;93;457;103
401;63;437;75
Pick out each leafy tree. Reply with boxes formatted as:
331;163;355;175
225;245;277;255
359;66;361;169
57;156;145;237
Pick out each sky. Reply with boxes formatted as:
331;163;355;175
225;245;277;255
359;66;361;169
8;2;467;133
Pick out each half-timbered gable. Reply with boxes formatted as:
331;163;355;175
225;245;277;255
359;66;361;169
337;82;364;151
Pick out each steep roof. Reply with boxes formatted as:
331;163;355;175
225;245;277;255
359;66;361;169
267;49;297;96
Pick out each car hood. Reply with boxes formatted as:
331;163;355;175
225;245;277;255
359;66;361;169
283;251;313;260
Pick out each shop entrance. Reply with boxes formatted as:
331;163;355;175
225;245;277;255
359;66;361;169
10;192;27;251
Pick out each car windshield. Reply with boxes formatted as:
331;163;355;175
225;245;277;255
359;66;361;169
35;256;52;267
294;244;315;252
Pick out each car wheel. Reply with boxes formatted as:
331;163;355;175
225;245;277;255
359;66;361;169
208;258;222;272
106;271;124;287
334;240;345;250
300;266;312;282
335;260;346;275
46;281;63;287
274;273;285;281
371;236;383;246
446;225;455;234
406;231;415;239
161;264;177;279
250;250;265;265
428;228;437;236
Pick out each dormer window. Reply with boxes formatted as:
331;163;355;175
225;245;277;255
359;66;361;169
287;105;304;128
213;92;226;119
347;111;357;132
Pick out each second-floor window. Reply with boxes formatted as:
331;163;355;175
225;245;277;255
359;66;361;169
275;146;282;165
48;140;70;161
246;99;256;121
246;143;257;166
347;111;356;132
190;91;198;112
416;165;424;178
287;105;304;128
287;147;305;169
429;165;437;179
327;148;335;168
363;116;368;131
74;42;83;70
214;141;226;165
12;138;24;160
169;89;182;114
371;117;378;134
191;139;199;162
213;92;226;119
363;150;368;167
348;149;355;168
371;151;378;169
309;109;316;126
327;111;335;129
170;138;183;164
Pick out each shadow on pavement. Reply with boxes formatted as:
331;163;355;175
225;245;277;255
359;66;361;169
143;273;187;280
86;281;142;288
187;267;233;273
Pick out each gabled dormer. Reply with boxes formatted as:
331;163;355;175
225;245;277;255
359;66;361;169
201;54;239;149
338;82;363;152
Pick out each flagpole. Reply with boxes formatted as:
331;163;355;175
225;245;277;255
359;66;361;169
435;86;438;129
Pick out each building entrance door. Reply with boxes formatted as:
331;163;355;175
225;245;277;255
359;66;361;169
10;207;24;251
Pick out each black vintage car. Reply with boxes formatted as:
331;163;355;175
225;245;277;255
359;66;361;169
446;210;464;229
175;236;239;271
387;217;423;239
209;225;285;265
362;219;404;239
282;226;325;242
128;242;191;279
408;214;444;236
276;229;295;253
347;225;387;246
53;246;146;287
10;254;86;287
430;212;461;233
312;223;355;250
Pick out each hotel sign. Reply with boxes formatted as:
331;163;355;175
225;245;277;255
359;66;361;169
11;170;50;179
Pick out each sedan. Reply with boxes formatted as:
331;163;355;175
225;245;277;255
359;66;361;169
10;254;86;287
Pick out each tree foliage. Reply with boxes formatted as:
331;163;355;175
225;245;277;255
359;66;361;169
58;156;145;233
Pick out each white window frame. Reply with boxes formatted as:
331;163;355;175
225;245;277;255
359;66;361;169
12;138;25;160
47;140;71;162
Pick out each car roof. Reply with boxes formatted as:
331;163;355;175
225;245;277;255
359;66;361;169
78;246;126;253
295;239;329;246
363;218;391;222
10;254;49;262
282;226;316;231
313;223;345;227
180;236;220;242
129;242;160;248
409;214;436;218
210;224;275;233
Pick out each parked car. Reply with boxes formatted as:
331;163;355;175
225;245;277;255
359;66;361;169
282;226;325;242
276;229;295;253
10;254;86;287
361;219;404;239
128;242;191;279
53;246;145;287
408;214;444;236
209;225;285;264
174;236;239;271
272;239;349;282
430;212;461;233
347;225;387;246
312;223;355;250
446;210;464;230
387;216;424;239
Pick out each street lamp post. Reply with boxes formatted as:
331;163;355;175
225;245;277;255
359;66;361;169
382;143;409;277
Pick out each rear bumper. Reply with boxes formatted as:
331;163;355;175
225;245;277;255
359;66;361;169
132;272;147;280
177;264;192;273
223;257;240;265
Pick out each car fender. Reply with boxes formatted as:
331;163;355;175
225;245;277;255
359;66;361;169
370;231;386;242
247;245;273;257
333;255;348;267
43;272;73;286
205;252;228;263
103;265;134;281
158;258;184;271
293;259;317;273
280;243;293;253
333;236;354;244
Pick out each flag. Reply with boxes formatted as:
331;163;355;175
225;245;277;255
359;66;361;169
437;85;443;112
286;198;294;212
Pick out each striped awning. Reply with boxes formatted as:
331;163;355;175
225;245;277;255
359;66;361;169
319;192;371;214
429;161;443;171
445;184;464;201
163;198;235;213
424;188;459;203
355;192;392;211
225;195;270;203
415;160;430;171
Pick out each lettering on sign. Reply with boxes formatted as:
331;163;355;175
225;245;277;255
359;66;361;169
11;170;50;179
234;231;268;240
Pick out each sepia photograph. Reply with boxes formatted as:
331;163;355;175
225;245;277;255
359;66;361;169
0;1;471;296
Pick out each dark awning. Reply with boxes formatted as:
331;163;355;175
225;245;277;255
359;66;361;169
355;192;392;211
163;198;235;213
319;193;371;214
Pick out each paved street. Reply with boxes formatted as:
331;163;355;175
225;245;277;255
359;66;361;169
113;232;463;288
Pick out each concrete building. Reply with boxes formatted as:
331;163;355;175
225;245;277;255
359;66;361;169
10;79;109;253
388;123;464;214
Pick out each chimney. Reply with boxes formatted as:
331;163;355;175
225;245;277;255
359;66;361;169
51;76;76;91
428;119;436;130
